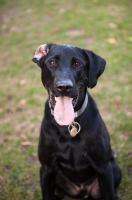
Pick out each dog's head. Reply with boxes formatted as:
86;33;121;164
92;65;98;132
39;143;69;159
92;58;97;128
32;43;106;126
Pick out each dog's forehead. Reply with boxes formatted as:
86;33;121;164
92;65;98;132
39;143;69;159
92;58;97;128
50;44;83;56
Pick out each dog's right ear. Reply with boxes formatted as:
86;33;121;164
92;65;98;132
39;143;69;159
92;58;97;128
82;49;106;88
32;43;56;67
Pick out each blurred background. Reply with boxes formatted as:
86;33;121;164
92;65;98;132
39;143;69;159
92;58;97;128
0;0;132;199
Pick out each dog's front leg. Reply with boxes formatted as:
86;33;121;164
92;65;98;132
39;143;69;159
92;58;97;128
98;163;117;200
40;165;55;200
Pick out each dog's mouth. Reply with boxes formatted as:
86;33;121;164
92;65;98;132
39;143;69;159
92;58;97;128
50;92;79;108
49;92;79;126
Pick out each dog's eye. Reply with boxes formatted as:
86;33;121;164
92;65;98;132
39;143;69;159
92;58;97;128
49;60;56;67
74;61;81;67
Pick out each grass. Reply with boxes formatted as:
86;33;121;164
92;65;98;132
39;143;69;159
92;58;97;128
0;0;132;199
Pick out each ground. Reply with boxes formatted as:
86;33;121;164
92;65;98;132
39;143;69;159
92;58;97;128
0;0;132;199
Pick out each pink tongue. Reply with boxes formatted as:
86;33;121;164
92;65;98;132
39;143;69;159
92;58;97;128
54;96;74;126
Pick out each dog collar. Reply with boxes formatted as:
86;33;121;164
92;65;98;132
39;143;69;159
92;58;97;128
49;93;88;119
74;93;88;118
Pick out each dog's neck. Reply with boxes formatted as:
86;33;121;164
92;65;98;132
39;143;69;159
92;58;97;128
49;92;88;120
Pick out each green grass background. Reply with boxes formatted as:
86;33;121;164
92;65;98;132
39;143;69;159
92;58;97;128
0;0;132;199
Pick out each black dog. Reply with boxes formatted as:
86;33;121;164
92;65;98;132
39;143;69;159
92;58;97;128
32;43;121;200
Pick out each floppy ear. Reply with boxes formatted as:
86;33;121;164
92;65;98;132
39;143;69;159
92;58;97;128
83;49;106;88
32;43;56;67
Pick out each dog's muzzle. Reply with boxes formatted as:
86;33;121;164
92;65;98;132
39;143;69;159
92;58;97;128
49;91;88;127
49;91;79;126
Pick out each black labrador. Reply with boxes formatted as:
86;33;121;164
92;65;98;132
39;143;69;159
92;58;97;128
32;43;121;200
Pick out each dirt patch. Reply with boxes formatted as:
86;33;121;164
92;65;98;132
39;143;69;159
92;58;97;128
66;29;84;37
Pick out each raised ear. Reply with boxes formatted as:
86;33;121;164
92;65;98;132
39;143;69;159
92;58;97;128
32;43;56;67
83;49;106;88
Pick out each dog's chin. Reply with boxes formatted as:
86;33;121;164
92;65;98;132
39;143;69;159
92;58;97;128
49;91;79;126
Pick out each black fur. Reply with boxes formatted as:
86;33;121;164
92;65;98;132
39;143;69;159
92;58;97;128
32;44;121;200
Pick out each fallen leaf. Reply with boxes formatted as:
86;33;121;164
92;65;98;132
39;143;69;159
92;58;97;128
21;141;34;146
59;8;65;13
0;108;3;113
108;23;117;29
107;37;116;44
19;99;26;105
25;8;32;14
21;134;27;140
19;79;27;85
126;111;132;117
128;36;132;42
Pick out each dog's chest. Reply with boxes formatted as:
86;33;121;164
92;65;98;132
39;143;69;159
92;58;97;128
52;137;95;179
53;139;101;199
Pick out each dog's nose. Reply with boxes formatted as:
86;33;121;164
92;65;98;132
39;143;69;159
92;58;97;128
57;80;73;92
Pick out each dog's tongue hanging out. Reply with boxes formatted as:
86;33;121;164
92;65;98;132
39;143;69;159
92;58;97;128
54;96;74;126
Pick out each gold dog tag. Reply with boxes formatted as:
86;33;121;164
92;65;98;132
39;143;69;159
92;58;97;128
68;122;81;137
70;126;78;137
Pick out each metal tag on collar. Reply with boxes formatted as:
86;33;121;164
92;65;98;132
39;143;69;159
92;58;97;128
68;121;81;137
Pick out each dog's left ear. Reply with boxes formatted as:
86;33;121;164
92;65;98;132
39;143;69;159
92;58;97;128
32;43;56;67
83;49;106;88
32;44;48;67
